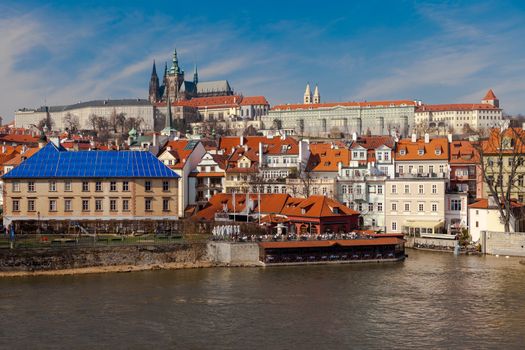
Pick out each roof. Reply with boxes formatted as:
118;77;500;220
394;137;449;161
307;144;350;172
481;128;525;154
240;96;269;106
281;195;359;218
272;100;416;111
194;193;291;221
160;140;200;169
18;99;151;113
483;89;497;100
0;134;40;145
259;237;403;249
197;80;232;94
449;140;479;164
416;104;499;112
3;148;39;167
352;135;394;149
468;198;524;210
2;142;178;179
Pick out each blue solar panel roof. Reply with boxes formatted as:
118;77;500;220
2;143;179;179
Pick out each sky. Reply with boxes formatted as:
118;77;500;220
1;0;525;121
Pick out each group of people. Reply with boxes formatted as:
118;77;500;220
211;229;373;243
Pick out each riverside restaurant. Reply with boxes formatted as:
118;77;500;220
259;235;405;265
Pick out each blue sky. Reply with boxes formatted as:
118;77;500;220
1;0;525;121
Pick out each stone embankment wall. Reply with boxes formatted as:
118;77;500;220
207;242;261;266
481;231;525;257
0;243;208;272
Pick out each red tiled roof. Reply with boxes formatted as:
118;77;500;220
155;95;269;109
308;144;350;172
416;104;499;112
259;237;403;249
281;195;359;218
468;198;524;209
394;137;449;161
353;135;394;149
239;96;269;105
272;100;416;111
483;89;497;100
449;140;479;164
0;134;40;144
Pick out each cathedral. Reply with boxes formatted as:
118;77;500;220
148;48;234;103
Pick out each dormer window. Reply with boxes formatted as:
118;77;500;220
301;208;306;214
418;149;424;155
400;149;406;155
435;149;442;155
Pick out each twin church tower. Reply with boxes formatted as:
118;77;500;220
303;83;321;104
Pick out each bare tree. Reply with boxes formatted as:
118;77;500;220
63;112;80;132
124;117;144;132
116;112;127;134
88;114;99;131
474;126;525;232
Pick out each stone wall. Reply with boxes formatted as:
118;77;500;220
207;242;261;265
0;243;208;272
481;231;525;257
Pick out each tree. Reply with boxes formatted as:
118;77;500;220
37;116;54;131
116;112;127;134
330;126;342;139
272;118;282;130
289;163;314;198
88;114;99;131
474;125;525;232
63;112;79;132
124;117;144;132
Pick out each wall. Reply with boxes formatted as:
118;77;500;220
207;242;261;265
0;243;207;272
481;231;525;257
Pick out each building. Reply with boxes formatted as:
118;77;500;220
385;178;447;237
148;49;233;103
264;86;416;137
394;134;450;179
468;198;525;242
448;140;479;200
2;142;179;229
15;99;155;131
188;151;228;210
415;89;502;132
157;139;206;216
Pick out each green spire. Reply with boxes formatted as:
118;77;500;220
170;48;180;75
161;94;174;136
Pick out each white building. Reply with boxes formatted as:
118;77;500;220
15;99;155;131
468;198;525;242
415;89;502;132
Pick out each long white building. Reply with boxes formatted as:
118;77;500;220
15;99;155;131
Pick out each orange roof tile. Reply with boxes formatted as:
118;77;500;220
449;140;479;164
281;195;359;218
483;89;497;100
416;103;499;112
308;144;350;172
394;137;449;161
468;198;524;209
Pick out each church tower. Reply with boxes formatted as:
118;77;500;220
313;84;320;104
166;48;185;101
148;61;160;103
304;83;312;104
193;64;199;85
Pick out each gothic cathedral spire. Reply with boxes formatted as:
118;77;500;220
148;60;160;103
193;64;199;85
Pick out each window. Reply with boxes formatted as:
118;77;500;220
404;203;410;212
384;152;390;161
95;199;103;211
12;182;20;192
377;185;383;194
418;149;424;155
418;165;424;174
110;199;117;212
377;203;383;212
408;165;413;174
28;199;35;212
404;185;410;194
49;181;57;192
418;203;424;212
475;221;479;228
145;198;152;211
391;203;397;212
65;181;72;192
439;165;444;174
368;203;373;211
110;181;117;192
122;181;129;191
358;203;363;211
450;199;462;211
418;185;424;194
432;203;437;212
28;181;35;192
82;199;89;211
145;181;152;192
95;182;102;192
398;166;404;174
392;221;397;231
122;199;129;212
12;199;20;211
49;199;57;212
391;185;397;194
82;182;89;192
65;199;72;212
342;185;347;194
432;184;437;194
163;198;170;212
429;165;434;174
163;181;169;192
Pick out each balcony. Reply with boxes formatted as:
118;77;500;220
396;172;447;179
450;175;476;181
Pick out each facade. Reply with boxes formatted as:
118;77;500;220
264;91;416;137
415;89;502;132
468;198;525;242
188;152;228;209
15;99;155;131
2;142;179;227
449;140;479;200
384;178;447;237
394;134;450;179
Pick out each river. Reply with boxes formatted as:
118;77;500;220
1;250;524;349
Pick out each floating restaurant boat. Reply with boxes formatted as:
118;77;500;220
258;234;405;265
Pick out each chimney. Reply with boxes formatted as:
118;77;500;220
240;135;244;146
259;142;263;165
167;146;172;151
22;145;27;154
352;132;357;141
447;133;453;143
411;133;417;143
1;145;5;153
152;133;157;147
424;133;430;144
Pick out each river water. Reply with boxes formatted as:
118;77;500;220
1;250;525;349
